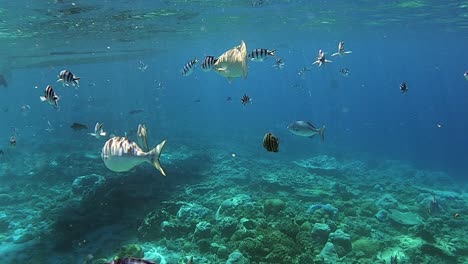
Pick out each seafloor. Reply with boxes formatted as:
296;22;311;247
0;141;466;264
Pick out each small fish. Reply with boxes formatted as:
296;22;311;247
20;104;31;113
194;99;201;103
181;58;198;76
263;132;279;152
107;258;156;264
332;41;352;56
9;136;16;146
287;121;325;141
298;67;311;75
464;71;468;81
57;70;80;87
101;136;167;176
138;60;148;72
70;122;88;131
339;68;350;76
137;123;149;152
128;109;144;115
0;74;7;87
226;96;232;101
400;82;408;93
39;85;60;108
248;48;276;62
241;94;252;106
454;213;460;218
312;49;332;67
89;122;107;139
272;58;285;69
213;40;248;82
201;56;218;71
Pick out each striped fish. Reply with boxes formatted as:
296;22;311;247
201;56;218;71
137;123;149;152
181;58;198;76
39;85;59;108
101;136;167;176
248;48;276;62
57;70;80;87
108;258;156;264
263;132;279;152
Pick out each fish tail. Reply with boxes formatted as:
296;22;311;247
269;49;277;56
150;140;167;176
319;126;325;142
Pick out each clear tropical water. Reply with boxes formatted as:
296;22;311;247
0;1;467;264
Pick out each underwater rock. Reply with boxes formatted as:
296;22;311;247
293;155;341;176
319;242;338;264
375;209;389;222
0;213;8;232
388;209;422;226
71;174;106;200
12;228;35;244
307;203;338;218
176;203;210;224
215;194;253;221
328;229;352;257
218;216;238;238
311;223;331;245
194;221;212;240
352;238;382;256
376;194;399;210
226;250;249;264
116;243;144;259
263;198;286;216
0;193;13;205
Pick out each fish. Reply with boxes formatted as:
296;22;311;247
70;122;88;131
181;58;198;76
331;41;352;56
9;136;16;146
201;56;218;71
226;96;232;101
400;82;408;93
107;258;156;264
101;136;167;176
464;71;468;81
339;68;350;76
454;213;460;218
272;58;285;69
312;49;332;67
0;74;7;87
57;70;80;87
138;60;148;72
248;48;276;62
263;132;279;152
128;109;144;115
241;94;252;106
39;85;60;108
137;123;149;152
298;67;311;75
287;121;325;141
213;40;248;82
89;122;107;139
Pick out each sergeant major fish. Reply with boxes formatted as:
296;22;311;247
181;58;198;76
248;48;276;62
287;121;325;141
312;49;332;67
57;70;80;87
101;136;167;176
201;56;218;71
107;258;155;264
39;85;59;108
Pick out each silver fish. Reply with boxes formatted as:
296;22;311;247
213;40;248;82
312;49;332;67
57;70;80;87
39;85;59;108
331;41;352;57
181;58;198;76
287;121;325;141
89;122;107;139
101;136;167;176
137;124;149;152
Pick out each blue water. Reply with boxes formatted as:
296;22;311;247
0;1;467;263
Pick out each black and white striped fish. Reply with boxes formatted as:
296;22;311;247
181;59;198;76
101;136;167;176
263;132;279;152
39;85;59;108
57;70;80;87
108;258;156;264
248;49;276;62
201;56;218;71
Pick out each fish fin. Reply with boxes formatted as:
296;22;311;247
88;133;97;137
312;61;318;65
326;59;332;63
40;96;47;102
100;131;107;137
150;140;167;176
269;49;277;56
319;125;325;142
74;79;80;87
345;51;352;54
